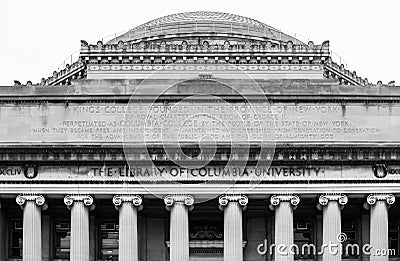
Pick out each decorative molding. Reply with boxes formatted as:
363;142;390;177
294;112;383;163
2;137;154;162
366;193;395;206
317;194;348;210
64;194;94;210
165;240;247;249
270;194;300;210
43;60;85;86
2;147;399;163
82;39;329;54
164;194;194;211
112;195;143;211
189;226;223;240
218;194;248;210
16;194;46;210
319;194;348;206
88;64;323;72
1;183;400;195
325;61;369;86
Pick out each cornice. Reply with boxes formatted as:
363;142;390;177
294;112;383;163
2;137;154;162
2;82;400;101
3;182;400;196
80;39;329;55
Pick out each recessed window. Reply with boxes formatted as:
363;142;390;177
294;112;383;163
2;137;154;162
342;218;358;258
294;220;314;259
54;221;71;260
10;219;23;259
99;221;119;260
389;221;399;257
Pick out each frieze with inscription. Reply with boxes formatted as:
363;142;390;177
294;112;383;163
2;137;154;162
0;102;397;143
2;165;400;181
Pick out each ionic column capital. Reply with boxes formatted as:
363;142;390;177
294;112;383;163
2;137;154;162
219;194;248;210
112;195;143;211
367;194;395;206
16;194;47;210
318;194;348;209
270;194;300;210
64;195;95;210
164;194;194;211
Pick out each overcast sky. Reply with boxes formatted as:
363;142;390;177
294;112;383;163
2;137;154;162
1;0;398;86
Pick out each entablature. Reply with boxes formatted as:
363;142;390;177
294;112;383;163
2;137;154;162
0;145;399;164
3;79;400;102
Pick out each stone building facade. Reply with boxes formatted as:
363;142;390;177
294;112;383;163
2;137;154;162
1;11;399;261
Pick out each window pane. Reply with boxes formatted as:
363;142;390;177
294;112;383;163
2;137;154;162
10;219;23;259
99;221;119;260
54;221;70;260
294;220;314;259
389;222;399;256
342;218;358;258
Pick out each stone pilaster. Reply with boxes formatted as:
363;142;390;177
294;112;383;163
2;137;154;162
318;194;348;261
366;194;395;261
270;195;300;261
164;195;194;261
64;195;94;261
112;195;143;261
219;194;248;261
16;195;46;261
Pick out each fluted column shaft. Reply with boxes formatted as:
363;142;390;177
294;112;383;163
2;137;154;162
367;194;395;261
71;202;89;260
64;195;94;261
219;195;248;261
270;195;300;261
319;194;348;261
165;195;194;261
113;195;142;261
16;195;46;261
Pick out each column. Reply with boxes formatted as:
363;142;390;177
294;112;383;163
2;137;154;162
64;195;94;261
16;195;46;261
318;194;348;261
112;195;143;261
164;195;194;261
219;194;248;261
366;194;395;261
270;195;300;261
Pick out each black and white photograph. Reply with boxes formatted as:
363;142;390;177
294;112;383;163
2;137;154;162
0;1;399;260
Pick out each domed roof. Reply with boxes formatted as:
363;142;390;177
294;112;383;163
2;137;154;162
110;11;302;44
138;11;267;29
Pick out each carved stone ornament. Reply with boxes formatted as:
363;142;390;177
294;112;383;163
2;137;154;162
16;194;46;210
64;195;94;210
367;194;395;206
112;195;143;211
218;194;248;210
164;194;194;211
319;194;348;206
270;194;300;209
189;226;223;240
